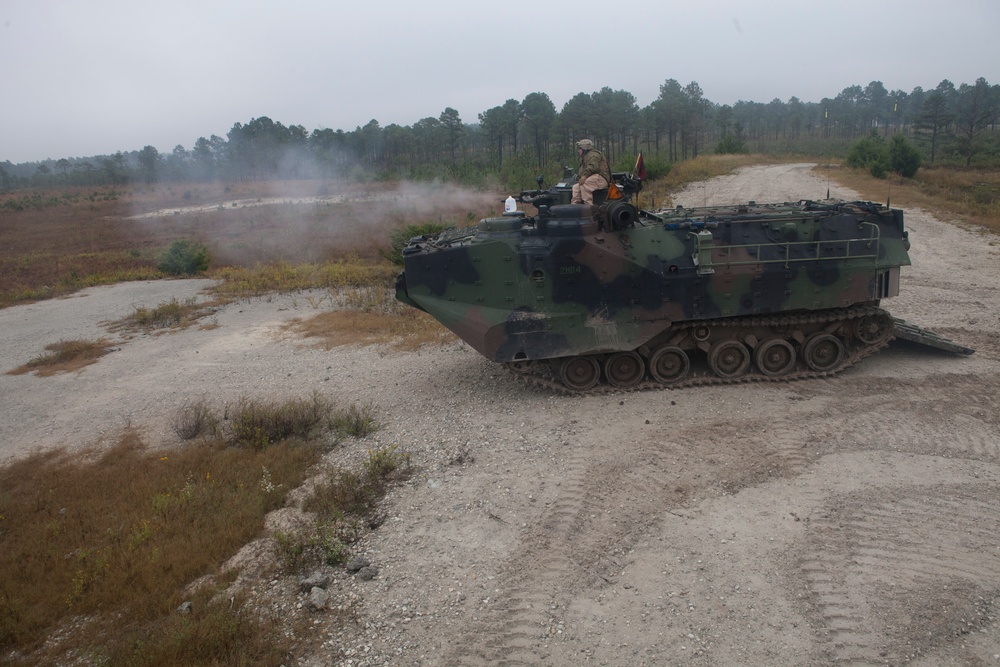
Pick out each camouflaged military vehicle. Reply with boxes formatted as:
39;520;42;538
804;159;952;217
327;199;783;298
394;170;972;391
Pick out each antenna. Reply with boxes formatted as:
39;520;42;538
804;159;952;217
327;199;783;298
826;163;830;200
886;184;891;209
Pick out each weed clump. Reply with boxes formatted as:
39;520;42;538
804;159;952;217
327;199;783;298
277;445;410;574
330;401;380;438
158;239;210;275
6;338;114;376
108;296;223;333
172;397;220;440
174;394;379;447
228;393;336;449
306;445;410;523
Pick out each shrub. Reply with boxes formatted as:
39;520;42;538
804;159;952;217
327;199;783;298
330;401;380;437
172;397;220;440
158;240;210;275
228;393;335;449
889;133;922;178
715;133;750;155
845;131;890;179
846;132;922;179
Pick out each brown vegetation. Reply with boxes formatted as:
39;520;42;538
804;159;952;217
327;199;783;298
0;180;496;309
0;395;393;665
284;286;454;351
0;427;318;662
107;296;228;334
823;163;1000;233
6;338;115;376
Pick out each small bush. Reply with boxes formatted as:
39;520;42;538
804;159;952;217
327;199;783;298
304;445;410;524
331;402;380;438
845;132;890;179
228;393;335;449
173;398;219;440
715;133;750;155
846;132;922;179
132;297;187;327
889;134;922;178
158;240;210;275
275;524;349;572
364;443;409;480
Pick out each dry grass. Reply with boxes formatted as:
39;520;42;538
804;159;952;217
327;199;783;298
0;394;395;665
0;181;496;309
212;259;397;298
305;445;411;525
107;296;227;334
823;163;1000;234
172;395;380;447
0;428;321;663
285;286;455;351
6;338;114;376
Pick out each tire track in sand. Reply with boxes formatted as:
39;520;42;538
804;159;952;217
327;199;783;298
796;484;1000;664
443;431;688;665
443;405;829;665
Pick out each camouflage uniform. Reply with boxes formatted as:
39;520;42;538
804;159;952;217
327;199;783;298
572;140;612;205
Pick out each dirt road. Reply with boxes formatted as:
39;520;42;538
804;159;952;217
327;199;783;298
2;164;998;665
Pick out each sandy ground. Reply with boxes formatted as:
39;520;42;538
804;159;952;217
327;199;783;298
2;163;999;666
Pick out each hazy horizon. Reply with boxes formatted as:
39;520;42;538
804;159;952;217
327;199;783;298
3;0;998;164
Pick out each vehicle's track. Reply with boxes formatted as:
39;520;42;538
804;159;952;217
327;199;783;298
510;306;892;394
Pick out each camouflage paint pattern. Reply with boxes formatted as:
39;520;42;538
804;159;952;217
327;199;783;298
395;199;911;364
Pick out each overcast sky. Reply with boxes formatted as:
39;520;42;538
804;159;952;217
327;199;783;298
2;0;998;164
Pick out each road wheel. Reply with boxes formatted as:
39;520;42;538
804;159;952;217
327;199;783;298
560;356;600;391
708;340;750;379
754;338;797;377
604;351;645;389
854;312;894;345
803;333;845;372
649;345;690;384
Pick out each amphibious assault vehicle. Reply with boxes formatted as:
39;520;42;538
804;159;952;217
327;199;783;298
394;170;972;391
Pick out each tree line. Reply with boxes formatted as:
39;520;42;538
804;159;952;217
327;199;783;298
2;76;997;193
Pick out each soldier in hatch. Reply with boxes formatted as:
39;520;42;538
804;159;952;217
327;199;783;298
571;139;612;205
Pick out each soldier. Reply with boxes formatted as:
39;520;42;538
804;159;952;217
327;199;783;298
571;139;612;205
